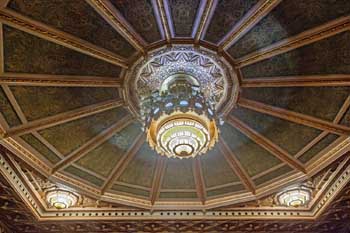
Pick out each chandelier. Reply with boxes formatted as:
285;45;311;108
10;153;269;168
141;75;219;159
125;46;239;159
46;189;78;209
277;186;312;207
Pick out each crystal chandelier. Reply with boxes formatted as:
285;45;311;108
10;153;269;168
277;186;312;207
46;189;78;209
141;75;219;159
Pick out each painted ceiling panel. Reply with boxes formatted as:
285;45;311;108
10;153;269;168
200;146;240;188
8;0;136;57
10;86;120;122
76;123;142;178
162;158;196;189
207;184;245;197
228;0;350;58
110;0;161;43
20;133;61;164
231;107;322;156
242;87;350;122
117;143;157;188
64;165;104;187
3;26;122;77
253;165;292;186
38;108;129;156
220;123;282;177
111;184;150;197
205;0;258;44
168;0;199;37
298;134;339;164
241;32;350;78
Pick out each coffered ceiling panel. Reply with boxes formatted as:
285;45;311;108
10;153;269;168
205;0;259;44
3;25;123;76
228;0;350;58
0;88;21;127
8;0;136;57
241;32;350;78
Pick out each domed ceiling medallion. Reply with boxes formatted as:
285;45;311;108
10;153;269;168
125;46;239;158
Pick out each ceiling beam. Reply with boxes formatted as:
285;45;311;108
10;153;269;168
238;98;350;136
192;0;217;43
295;95;350;158
3;99;125;139
153;0;173;42
236;15;350;68
241;74;350;88
219;0;281;49
0;23;3;73
0;9;128;68
227;115;306;173
192;157;207;204
0;73;122;87
0;0;9;9
50;115;134;174
1;85;27;123
150;156;166;205
86;0;147;53
219;140;256;194
100;133;145;194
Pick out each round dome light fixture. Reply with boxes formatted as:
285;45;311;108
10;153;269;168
46;189;78;209
277;186;312;207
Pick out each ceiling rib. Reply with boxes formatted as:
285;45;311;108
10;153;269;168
50;115;134;174
219;140;256;194
295;95;350;158
2;99;125;139
238;98;350;136
150;156;166;205
236;15;350;68
86;0;147;54
0;0;9;9
192;0;217;43
1;85;27;123
100;133;146;195
219;0;281;49
192;157;207;204
154;0;173;42
0;23;3;73
227;115;307;173
0;73;122;87
241;75;350;88
0;9;129;68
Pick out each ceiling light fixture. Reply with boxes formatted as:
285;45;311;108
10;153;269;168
277;186;312;207
46;189;78;209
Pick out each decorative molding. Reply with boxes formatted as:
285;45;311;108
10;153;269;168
101;133;146;194
192;0;216;42
51;115;134;174
1;150;350;221
219;140;256;194
154;0;173;42
150;156;166;205
124;45;239;119
193;158;207;204
241;74;350;88
236;16;350;68
227;115;306;173
86;0;147;53
0;72;122;87
3;99;125;139
0;9;128;68
219;0;281;49
238;98;350;136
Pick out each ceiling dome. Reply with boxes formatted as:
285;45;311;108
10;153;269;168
0;0;349;211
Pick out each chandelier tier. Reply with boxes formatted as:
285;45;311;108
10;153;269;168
142;75;219;158
125;46;239;159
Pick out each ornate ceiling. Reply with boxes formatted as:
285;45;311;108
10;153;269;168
0;0;350;232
